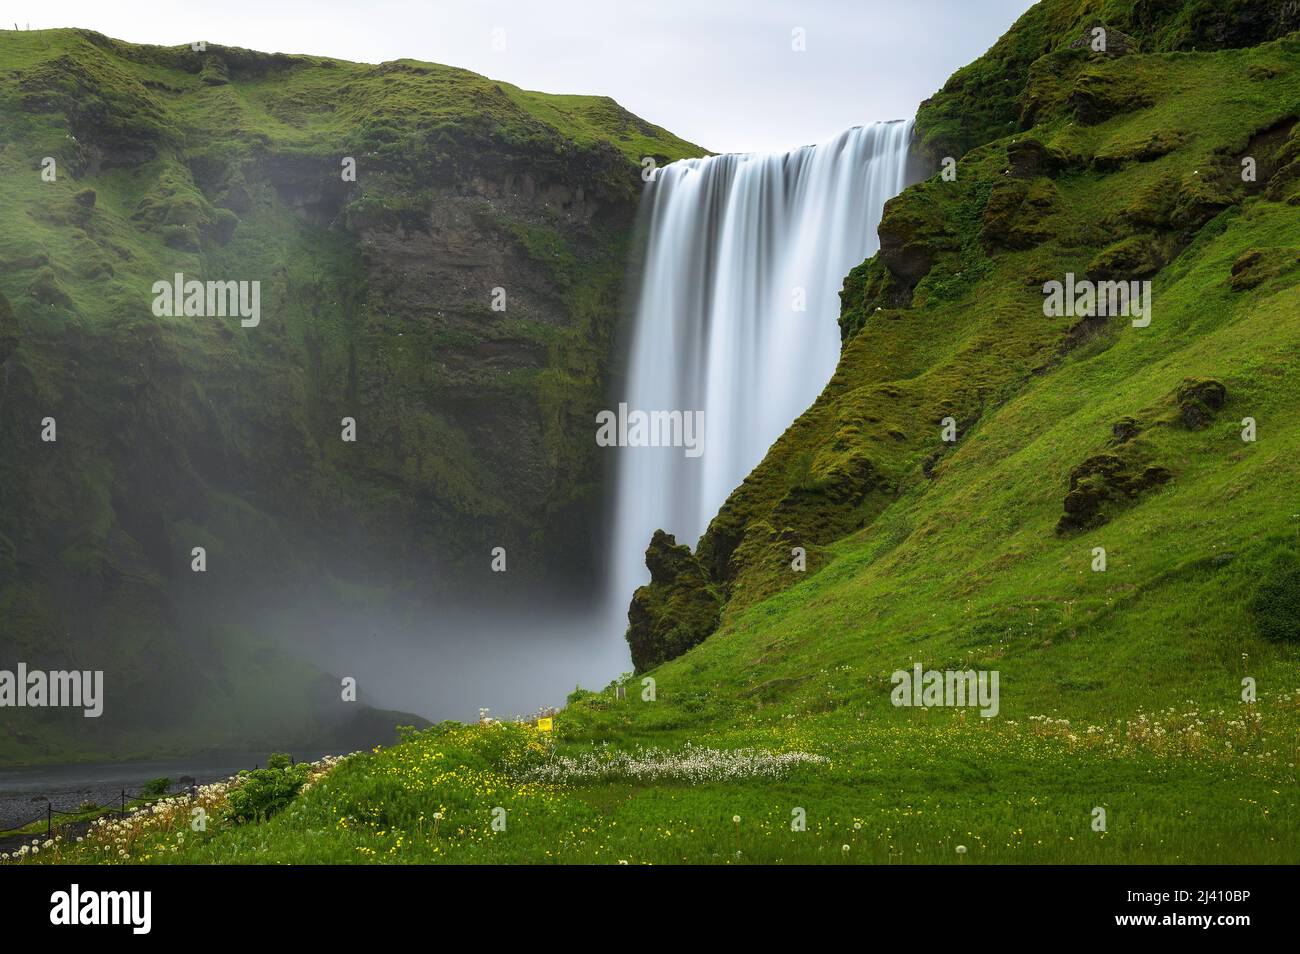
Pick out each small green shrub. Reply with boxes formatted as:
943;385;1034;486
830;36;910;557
140;777;171;798
567;685;597;705
226;755;310;823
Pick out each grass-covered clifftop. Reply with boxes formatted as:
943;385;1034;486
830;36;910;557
10;1;1300;863
915;0;1300;163
0;28;702;762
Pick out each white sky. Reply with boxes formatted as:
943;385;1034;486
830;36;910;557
14;0;1037;153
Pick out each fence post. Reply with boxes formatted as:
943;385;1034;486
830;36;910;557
121;789;126;813
46;803;51;837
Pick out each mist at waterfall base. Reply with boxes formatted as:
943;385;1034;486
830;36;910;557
290;121;919;726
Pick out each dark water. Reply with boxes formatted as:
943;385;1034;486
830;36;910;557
0;752;328;832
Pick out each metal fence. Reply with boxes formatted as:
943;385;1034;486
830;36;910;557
0;786;186;841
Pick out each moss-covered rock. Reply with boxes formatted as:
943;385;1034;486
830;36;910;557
1175;378;1227;429
1093;128;1187;169
981;178;1062;251
1087;234;1166;279
26;265;73;308
1057;452;1172;533
877;187;958;288
1069;67;1155;125
1171;161;1241;230
1006;136;1068;178
1228;246;1300;289
625;531;723;672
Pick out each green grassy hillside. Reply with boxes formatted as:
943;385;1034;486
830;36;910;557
9;2;1300;863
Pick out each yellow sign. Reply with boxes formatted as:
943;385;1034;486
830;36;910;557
537;717;553;732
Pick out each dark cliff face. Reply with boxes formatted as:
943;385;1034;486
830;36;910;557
0;29;702;759
340;131;640;593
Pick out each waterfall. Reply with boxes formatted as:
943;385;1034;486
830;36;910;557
607;120;917;622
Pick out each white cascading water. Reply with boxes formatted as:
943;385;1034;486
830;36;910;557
608;119;916;621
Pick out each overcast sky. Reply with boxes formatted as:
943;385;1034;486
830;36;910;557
24;0;1036;153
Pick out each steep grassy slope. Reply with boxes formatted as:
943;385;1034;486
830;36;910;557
0;28;701;761
915;0;1300;162
12;1;1299;865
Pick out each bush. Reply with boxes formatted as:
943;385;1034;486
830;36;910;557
140;777;171;798
266;752;292;771
567;685;597;705
226;755;310;823
1251;562;1300;642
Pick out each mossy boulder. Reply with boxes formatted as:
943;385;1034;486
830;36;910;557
1117;172;1180;230
625;530;723;673
1175;378;1227;429
1087;234;1166;279
1247;63;1286;81
1057;451;1172;533
1069;67;1155;125
27;265;74;308
1093;128;1187;169
1228;246;1300;290
1110;416;1142;444
981;178;1061;251
1171;162;1241;230
1006;137;1066;178
877;190;956;287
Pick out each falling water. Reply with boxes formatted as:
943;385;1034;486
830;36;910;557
608;120;917;620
